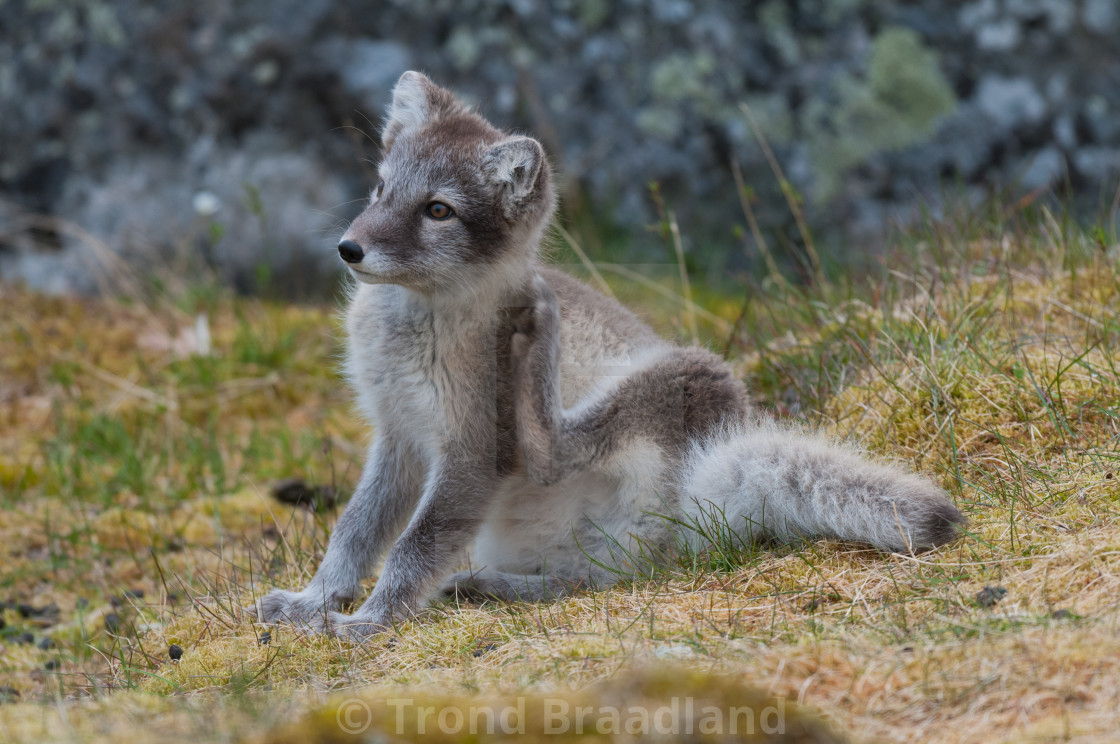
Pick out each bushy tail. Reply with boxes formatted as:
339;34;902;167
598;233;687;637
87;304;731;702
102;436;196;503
678;421;966;553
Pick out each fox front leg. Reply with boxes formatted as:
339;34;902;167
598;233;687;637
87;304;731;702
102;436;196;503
306;450;503;641
250;437;421;626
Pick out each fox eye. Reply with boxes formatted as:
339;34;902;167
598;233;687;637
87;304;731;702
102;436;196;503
375;181;385;199
425;202;454;220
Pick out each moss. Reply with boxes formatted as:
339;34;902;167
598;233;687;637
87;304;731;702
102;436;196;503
805;26;958;202
741;93;795;145
759;1;800;65
650;52;717;104
867;28;957;126
576;0;610;30
446;27;481;70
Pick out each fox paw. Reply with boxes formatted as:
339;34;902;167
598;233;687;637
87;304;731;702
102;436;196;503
248;588;351;626
305;611;389;642
511;277;558;368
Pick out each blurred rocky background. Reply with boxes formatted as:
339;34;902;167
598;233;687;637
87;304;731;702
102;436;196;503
1;0;1118;296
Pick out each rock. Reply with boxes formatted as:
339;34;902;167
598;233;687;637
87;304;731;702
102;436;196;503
471;642;498;657
169;643;184;661
270;478;338;512
1019;146;1064;190
1083;0;1119;35
976;76;1046;131
315;37;412;112
1084;96;1120;145
976;586;1008;607
1053;115;1077;148
1074;147;1120;181
976;20;1020;50
18;603;59;622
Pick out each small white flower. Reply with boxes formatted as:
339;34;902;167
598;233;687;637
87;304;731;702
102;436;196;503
192;190;222;217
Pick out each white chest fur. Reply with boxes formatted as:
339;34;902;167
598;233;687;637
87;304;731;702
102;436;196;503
344;284;499;460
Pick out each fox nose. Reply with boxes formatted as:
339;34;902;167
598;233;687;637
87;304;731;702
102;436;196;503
338;239;364;264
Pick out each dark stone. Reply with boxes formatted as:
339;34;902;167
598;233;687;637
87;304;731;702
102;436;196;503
472;642;500;657
104;612;121;633
270;478;338;512
976;586;1008;608
169;643;184;661
257;631;271;646
17;603;57;620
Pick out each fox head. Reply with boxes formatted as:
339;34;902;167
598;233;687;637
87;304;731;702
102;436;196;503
338;71;555;294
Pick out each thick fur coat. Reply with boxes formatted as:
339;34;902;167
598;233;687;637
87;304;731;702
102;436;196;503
252;72;965;640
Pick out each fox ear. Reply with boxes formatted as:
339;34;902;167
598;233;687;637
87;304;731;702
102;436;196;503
482;137;548;220
382;71;461;150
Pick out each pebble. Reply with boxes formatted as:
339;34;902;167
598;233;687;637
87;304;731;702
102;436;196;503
976;586;1008;607
472;642;498;657
270;478;338;511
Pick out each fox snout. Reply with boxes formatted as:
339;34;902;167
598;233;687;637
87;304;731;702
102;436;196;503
338;239;364;264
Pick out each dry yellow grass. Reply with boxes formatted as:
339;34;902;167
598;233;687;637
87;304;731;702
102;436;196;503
1;219;1118;743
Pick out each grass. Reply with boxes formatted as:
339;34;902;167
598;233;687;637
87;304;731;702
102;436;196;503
1;197;1119;743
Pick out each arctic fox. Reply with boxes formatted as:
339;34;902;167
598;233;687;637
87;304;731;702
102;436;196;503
252;71;965;640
